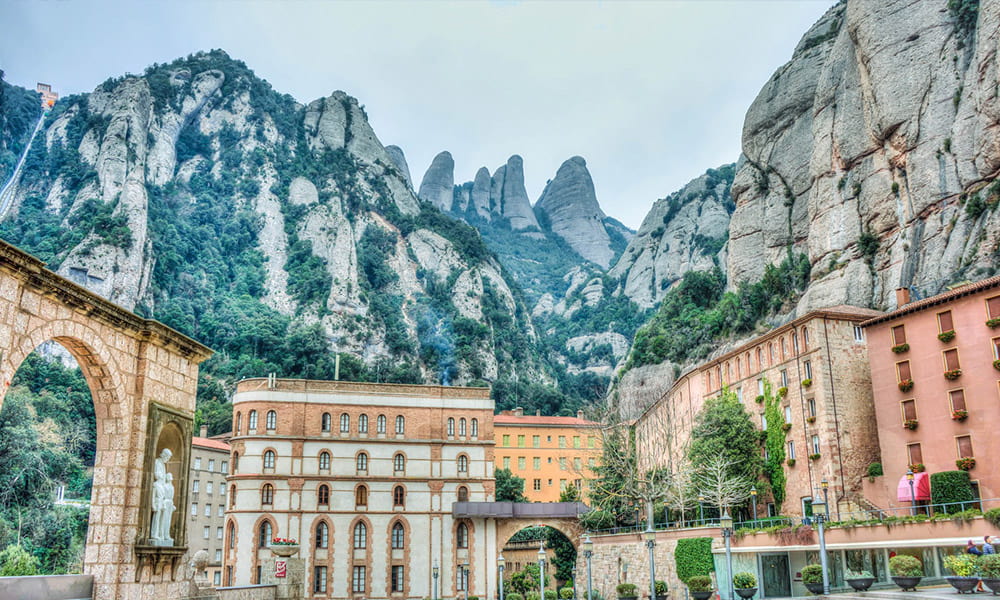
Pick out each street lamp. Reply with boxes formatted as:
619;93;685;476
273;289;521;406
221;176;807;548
538;542;547;600
821;479;830;518
498;555;506;600
812;495;830;595
571;567;578;600
906;469;916;516
462;562;470;600
644;525;659;600
698;495;705;524
750;486;758;524
582;534;594;600
433;560;439;600
720;511;734;600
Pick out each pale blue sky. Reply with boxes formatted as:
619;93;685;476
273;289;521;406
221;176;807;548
0;0;835;229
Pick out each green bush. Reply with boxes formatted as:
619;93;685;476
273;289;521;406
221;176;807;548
801;564;824;584
686;576;713;592
508;594;525;600
930;471;975;514
984;507;1000;528
655;581;668;595
867;462;883;478
616;583;637;597
560;588;575;599
943;553;977;577
675;538;715;583
579;509;615;531
0;544;40;577
527;593;541;600
889;555;923;577
545;590;558;600
980;554;1000;578
733;572;757;589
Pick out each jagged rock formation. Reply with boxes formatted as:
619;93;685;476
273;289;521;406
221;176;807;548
610;165;735;307
729;0;1000;311
490;155;540;231
417;150;454;211
535;156;614;268
384;145;412;187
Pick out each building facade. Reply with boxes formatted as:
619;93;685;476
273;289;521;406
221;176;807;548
493;409;601;502
36;83;58;109
862;280;1000;505
189;429;231;586
635;306;882;518
224;378;499;599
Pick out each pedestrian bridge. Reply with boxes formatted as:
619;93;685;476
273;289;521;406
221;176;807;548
452;501;589;552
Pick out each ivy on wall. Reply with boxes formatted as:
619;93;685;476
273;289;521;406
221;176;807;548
762;378;787;506
674;537;715;583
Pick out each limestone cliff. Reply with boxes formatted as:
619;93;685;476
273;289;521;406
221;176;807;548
535;156;615;268
417;150;454;211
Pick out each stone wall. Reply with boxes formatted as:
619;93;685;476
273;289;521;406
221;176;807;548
217;585;277;600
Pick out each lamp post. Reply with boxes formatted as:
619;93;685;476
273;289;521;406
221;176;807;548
906;469;916;516
821;479;830;518
498;555;506;600
698;495;705;524
644;525;658;600
583;534;594;600
623;561;628;584
750;486;758;525
462;562;470;600
572;567;578;600
538;542;547;600
812;495;830;595
433;560;439;600
720;511;734;600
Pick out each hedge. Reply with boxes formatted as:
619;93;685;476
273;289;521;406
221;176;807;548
930;470;975;514
675;538;715;583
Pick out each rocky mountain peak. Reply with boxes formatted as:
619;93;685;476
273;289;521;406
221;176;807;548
417;150;455;211
535;155;614;268
384;145;412;186
491;154;540;231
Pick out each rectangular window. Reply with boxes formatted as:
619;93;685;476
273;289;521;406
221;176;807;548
205;504;211;517
736;387;743;403
559;457;567;470
588;436;595;448
949;389;967;412
392;566;405;592
217;526;223;539
314;566;328;593
944;349;960;371
784;406;792;424
938;311;954;333
901;399;917;422
804;360;813;380
352;566;366;593
193;480;200;493
502;457;510;470
811;435;820;454
221;461;228;474
216;549;222;562
533;479;541;491
518;456;526;470
573;436;581;448
897;361;912;382
757;378;764;395
574;457;582;470
214;572;221;586
780;370;788;388
533;435;540;448
206;482;213;495
517;435;525;448
191;503;198;516
854;326;865;343
957;435;974;458
255;566;261;586
203;526;210;539
560;479;567;490
807;397;816;418
218;505;224;517
588;457;596;467
993;337;1000;359
891;325;907;345
558;436;566;448
761;413;767;430
907;443;923;465
194;457;202;470
502;435;510;447
787;441;796;460
533;457;541;470
988;295;1000;319
208;459;215;472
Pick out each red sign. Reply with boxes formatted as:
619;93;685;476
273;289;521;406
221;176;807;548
275;559;287;578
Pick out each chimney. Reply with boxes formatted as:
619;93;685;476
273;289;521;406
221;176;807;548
895;287;911;307
577;410;584;420
514;407;524;417
199;425;208;438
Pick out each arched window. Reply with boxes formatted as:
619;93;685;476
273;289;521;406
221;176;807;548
232;452;239;472
353;522;367;549
235;412;242;435
359;414;369;434
457;455;468;473
248;410;258;431
756;348;762;369
471;418;478;438
391;522;405;549
459;418;467;436
261;484;274;505
792;332;799;353
266;410;277;430
394;454;405;472
456;523;468;548
318;484;330;505
768;343;775;363
802;326;810;349
393;485;405;507
321;412;332;432
395;415;405;435
377;414;387;434
355;485;368;507
258;521;272;549
340;413;350;433
447;418;455;436
356;452;368;472
736;357;742;378
263;450;275;469
227;521;236;549
780;337;787;360
319;452;330;470
315;522;329;548
229;485;236;508
458;486;469;502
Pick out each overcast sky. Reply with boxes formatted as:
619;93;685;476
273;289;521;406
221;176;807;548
1;0;834;229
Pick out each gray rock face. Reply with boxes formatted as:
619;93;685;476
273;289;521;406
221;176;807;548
418;151;455;211
471;167;492;219
384;145;412;187
491;155;540;230
535;156;614;268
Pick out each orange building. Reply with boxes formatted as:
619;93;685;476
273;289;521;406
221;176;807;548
862;279;1000;506
36;83;58;110
494;409;601;502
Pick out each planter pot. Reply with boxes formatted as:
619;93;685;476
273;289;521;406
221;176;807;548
690;592;714;600
735;588;758;599
892;576;922;591
846;578;875;592
946;577;980;594
982;578;1000;595
618;596;638;600
270;544;300;557
656;595;668;600
804;582;825;595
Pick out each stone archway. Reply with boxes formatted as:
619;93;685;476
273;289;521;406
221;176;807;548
495;519;584;557
0;239;212;599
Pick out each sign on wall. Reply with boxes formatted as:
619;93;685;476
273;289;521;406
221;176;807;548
275;559;287;578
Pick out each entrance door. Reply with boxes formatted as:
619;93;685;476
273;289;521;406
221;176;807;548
761;554;791;598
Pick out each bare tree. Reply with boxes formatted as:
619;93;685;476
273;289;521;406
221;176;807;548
662;460;699;525
694;455;753;515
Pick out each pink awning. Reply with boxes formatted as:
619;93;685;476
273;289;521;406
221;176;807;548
897;472;930;502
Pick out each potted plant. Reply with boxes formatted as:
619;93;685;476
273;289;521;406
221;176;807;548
938;330;956;342
956;457;976;471
903;418;918;430
945;368;963;380
980;554;1000;595
889;554;923;591
755;395;764;404
786;458;797;467
545;591;558;600
994;359;1000;371
802;378;813;387
809;453;821;461
801;564;825;595
806;416;816;424
509;594;525;600
782;423;792;432
686;576;714;600
899;379;914;392
909;463;925;473
892;343;910;353
987;317;1000;328
560;588;575;600
654;580;668;600
733;571;757;599
952;409;969;421
270;537;299;557
777;387;788;397
944;553;980;594
527;592;542;600
846;570;876;592
617;583;638;600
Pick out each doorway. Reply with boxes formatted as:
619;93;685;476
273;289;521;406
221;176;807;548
760;553;791;598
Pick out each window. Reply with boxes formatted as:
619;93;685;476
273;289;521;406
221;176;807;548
263;450;275;469
395;415;405;435
574;457;582;471
737;357;742;378
394;454;406;472
533;435;540;448
319;452;330;470
392;522;405;549
588;436;595;448
314;566;328;593
802;326;810;349
456;523;469;548
757;378;764;395
988;295;1000;319
588;457;596;467
957;435;974;458
784;406;792;424
235;413;242;435
232;452;239;472
517;435;525;447
258;521;272;549
533;479;541;491
938;310;954;333
228;523;236;549
901;399;917;422
321;412;331;432
736;387;743;403
448;418;455;437
907;443;923;465
761;413;767;430
573;436;581;448
248;410;258;431
205;504;211;517
559;457;567;470
218;505;224;517
533;457;541;470
340;413;350;433
780;370;788;388
459;418;467;436
355;486;368;507
811;435;820;454
208;459;215;472
787;441;796;460
353;522;367;548
804;360;812;380
352;566;366;593
768;343;775;363
229;485;236;507
194;457;202;470
891;325;907;346
221;460;228;474
377;414;387;434
203;526;210;539
503;456;510;469
560;479;567;490
471;418;478;437
458;455;468;473
949;389;967;412
854;326;865;343
359;414;369;433
781;337;788;359
315;522;329;548
944;348;960;371
897;360;912;382
993;337;1000;359
558;436;566;448
261;484;273;505
756;348;763;369
517;456;526;470
266;410;276;430
392;566;405;592
458;486;469;502
393;485;405;507
458;566;469;591
207;482;213;495
191;503;197;516
792;332;799;353
356;453;368;472
193;480;200;493
318;484;330;505
502;434;510;447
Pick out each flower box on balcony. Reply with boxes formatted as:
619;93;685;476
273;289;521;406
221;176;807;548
956;457;976;471
898;379;914;392
806;416;816;424
891;343;910;353
944;368;962;380
809;453;821;461
909;462;925;473
801;378;813;387
995;359;1000;371
938;330;956;343
903;419;918;430
786;458;796;467
782;422;792;432
987;317;1000;328
755;394;764;404
951;409;968;421
777;386;788;397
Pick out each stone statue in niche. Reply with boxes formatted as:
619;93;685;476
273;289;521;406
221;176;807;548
150;448;176;546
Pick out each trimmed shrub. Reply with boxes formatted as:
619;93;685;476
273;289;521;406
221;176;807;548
889;555;923;577
560;589;575;599
801;564;824;584
867;462;884;477
980;554;1000;578
508;594;525;600
930;470;975;514
616;583;637;598
686;576;713;592
733;572;757;589
655;581;668;595
527;593;541;600
984;507;1000;528
545;590;558;600
675;538;715;583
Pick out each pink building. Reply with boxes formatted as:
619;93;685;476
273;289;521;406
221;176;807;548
862;278;1000;505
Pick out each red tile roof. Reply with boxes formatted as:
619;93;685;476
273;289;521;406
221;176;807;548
861;275;1000;327
192;436;230;451
493;415;600;427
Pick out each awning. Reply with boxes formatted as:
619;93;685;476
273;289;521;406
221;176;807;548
897;472;930;502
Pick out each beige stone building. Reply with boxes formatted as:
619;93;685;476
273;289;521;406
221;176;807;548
190;428;232;586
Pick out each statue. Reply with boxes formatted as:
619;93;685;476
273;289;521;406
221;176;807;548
150;448;175;546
